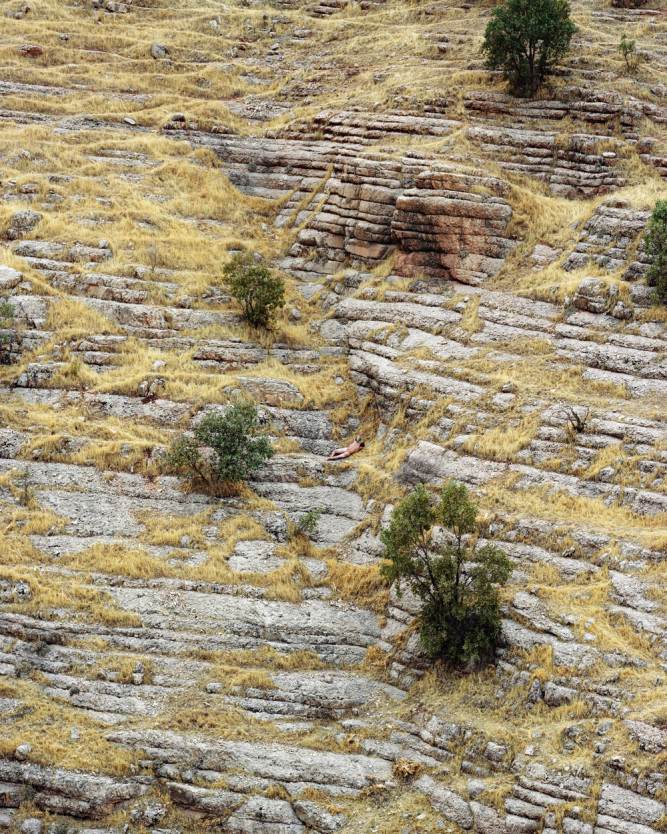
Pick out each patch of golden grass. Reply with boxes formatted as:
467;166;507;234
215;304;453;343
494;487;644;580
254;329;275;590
60;542;170;580
225;669;276;693
0;530;45;566
4;506;69;537
324;560;389;613
581;442;626;481
0;681;140;775
193;644;326;672
137;507;216;548
0;564;141;627
461;412;540;463
455;295;484;339
483;474;667;542
87;653;155;685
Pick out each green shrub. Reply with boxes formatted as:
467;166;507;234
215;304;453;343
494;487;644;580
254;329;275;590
290;507;323;540
644;200;667;304
618;34;637;70
15;467;35;508
168;399;274;487
481;0;577;96
380;481;513;665
222;252;285;328
0;300;14;349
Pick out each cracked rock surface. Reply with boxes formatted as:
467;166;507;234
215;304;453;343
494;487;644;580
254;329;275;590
0;0;665;832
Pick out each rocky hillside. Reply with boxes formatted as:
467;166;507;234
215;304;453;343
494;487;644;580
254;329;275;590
0;0;666;832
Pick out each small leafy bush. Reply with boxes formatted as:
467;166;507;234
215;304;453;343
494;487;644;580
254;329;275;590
481;0;577;96
290;507;323;540
0;302;14;321
618;34;638;70
0;300;14;348
168;399;274;488
380;481;513;666
15;468;35;508
222;252;285;328
644;200;667;304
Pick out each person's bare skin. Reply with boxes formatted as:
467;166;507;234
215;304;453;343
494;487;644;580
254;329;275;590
326;435;365;461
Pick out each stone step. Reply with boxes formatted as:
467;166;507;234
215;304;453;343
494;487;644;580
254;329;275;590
225;670;404;719
109;728;394;797
400;441;667;516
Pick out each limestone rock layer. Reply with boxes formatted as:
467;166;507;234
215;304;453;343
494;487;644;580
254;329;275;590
0;0;665;833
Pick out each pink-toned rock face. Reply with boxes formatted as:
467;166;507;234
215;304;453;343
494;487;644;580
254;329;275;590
281;155;516;285
392;171;515;284
17;44;43;58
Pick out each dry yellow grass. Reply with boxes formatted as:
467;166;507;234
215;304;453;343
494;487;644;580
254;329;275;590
0;0;665;826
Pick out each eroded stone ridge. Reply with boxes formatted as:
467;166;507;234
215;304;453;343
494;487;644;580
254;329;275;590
392;168;515;283
284;159;515;284
0;0;666;831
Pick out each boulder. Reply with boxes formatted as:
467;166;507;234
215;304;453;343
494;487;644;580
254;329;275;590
597;782;665;827
226;796;305;832
416;774;474;829
235;376;303;406
611;300;633;320
531;243;562;268
0;429;24;458
543;682;576;707
0;265;23;290
6;210;42;239
151;42;169;59
483;742;508;763
573;278;609;314
18;44;43;57
293;800;345;832
167;782;240;815
624;720;667;753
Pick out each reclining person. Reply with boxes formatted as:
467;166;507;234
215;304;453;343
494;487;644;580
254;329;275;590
326;435;365;461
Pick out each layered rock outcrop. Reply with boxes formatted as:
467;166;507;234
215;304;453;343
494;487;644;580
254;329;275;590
466;126;626;198
464;88;667;132
563;200;654;280
1;1;666;832
392;168;515;282
282;160;515;284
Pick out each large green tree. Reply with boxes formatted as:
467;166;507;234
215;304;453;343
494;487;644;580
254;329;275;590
481;0;577;96
644;200;667;304
380;481;512;665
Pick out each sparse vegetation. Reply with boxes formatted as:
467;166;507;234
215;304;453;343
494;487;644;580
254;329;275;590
0;0;664;823
15;468;35;509
380;481;513;665
168;400;274;488
0;300;14;349
222;251;286;328
289;507;323;540
481;0;577;95
0;302;14;322
392;758;422;780
618;34;638;71
644;200;667;304
558;404;590;434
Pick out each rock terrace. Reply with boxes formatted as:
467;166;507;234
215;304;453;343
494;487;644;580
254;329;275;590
0;0;665;833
